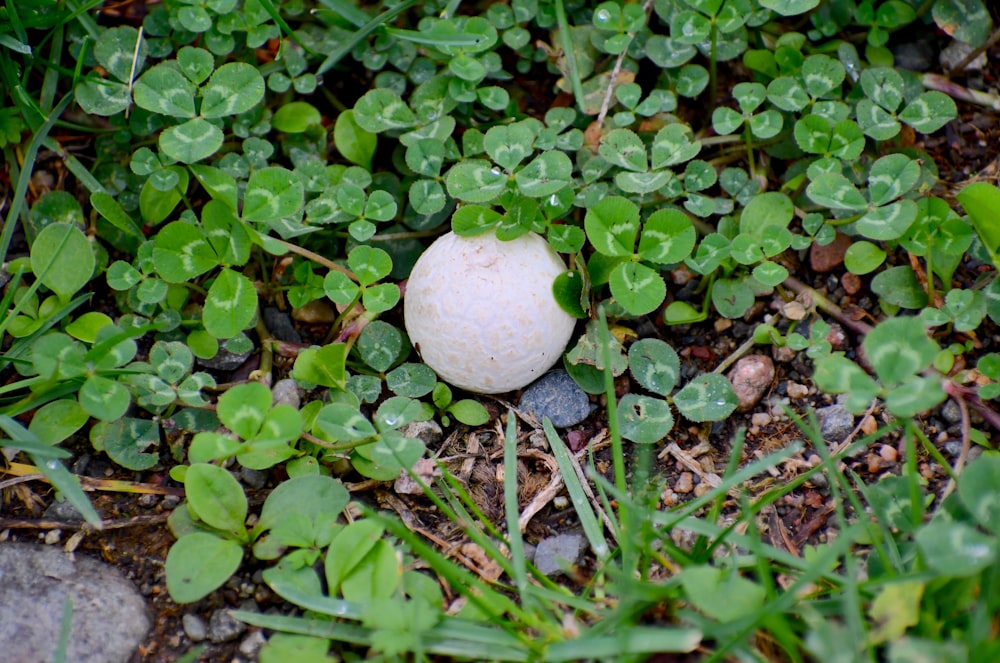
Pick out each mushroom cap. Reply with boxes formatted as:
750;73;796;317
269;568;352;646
403;231;576;394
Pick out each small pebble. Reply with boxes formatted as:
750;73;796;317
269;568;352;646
198;347;253;372
292;299;336;324
772;345;797;363
940;400;962;424
240;467;268;490
751;412;772;428
693;483;710;497
183;614;208;642
239;630;267;658
714;317;733;332
786;382;809;399
519;370;593;428
553;496;569;509
879;445;898;463
534;533;586;576
674;472;694;494
841;272;862;295
263;306;302;343
860;415;878;436
728;355;775;412
940;40;987;72
809;232;851;272
781;301;807;321
399;420;444;447
138;494;159;508
817;402;855;443
271;378;300;409
207;608;247;643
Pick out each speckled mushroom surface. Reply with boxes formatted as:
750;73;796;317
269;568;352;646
403;230;576;394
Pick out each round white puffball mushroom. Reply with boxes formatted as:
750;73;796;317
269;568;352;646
403;230;576;394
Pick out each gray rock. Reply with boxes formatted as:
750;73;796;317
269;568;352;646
198;347;254;372
271;378;301;409
239;630;268;657
891;38;937;72
44;499;97;523
0;542;151;663
534;533;586;576
182;613;208;642
817;402;855;442
940;399;962;425
519;370;593;428
399;419;444;447
263;306;302;343
208;607;247;643
240;467;268;490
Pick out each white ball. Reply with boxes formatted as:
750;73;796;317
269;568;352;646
403;230;576;394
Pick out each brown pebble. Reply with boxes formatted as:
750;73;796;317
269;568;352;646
693;483;710;497
879;444;898;463
292;299;337;323
728;354;775;412
675;472;694;494
810;232;852;272
786;382;809;399
860;415;878;435
714;317;733;333
842;272;862;295
825;323;848;350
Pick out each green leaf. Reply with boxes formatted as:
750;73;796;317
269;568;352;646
204;268;257;339
651;124;701;168
916;520;997;576
844;241;886;275
218;381;271;440
870;266;928;309
334;110;376;169
629;338;680;396
273;101;323;133
860;67;904;112
445;159;507;203
514;151;573;198
609;262;666;316
176;46;214;84
867;581;924;645
956;182;1000;268
357;320;404;372
79;375;131;422
484;122;535;171
585;196;640;257
166;533;244;603
883;376;946;417
932;0;992;47
813;356;880;413
680;566;766;621
618;394;674;443
673;373;738;422
133;63;198;117
739;192;794;241
857;200;918;241
292;344;347;389
637;209;696;264
353;89;417;132
30;222;95;299
323;271;360;306
863;316;939;385
90;417;160;470
806;174;867;211
29;399;88;445
386;363;438;398
957;455;1000;535
867;154;921;206
599;128;647;172
152;221;218;282
449;399;490;426
257;474;349;536
348;245;393;286
712;277;755;318
200;62;265;118
243;166;304;222
184;462;248;537
160;117;224;164
140;166;189;225
899;91;956;135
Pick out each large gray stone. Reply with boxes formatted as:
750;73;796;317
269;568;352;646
0;542;151;663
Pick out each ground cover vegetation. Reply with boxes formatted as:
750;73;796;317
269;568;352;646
1;0;1000;660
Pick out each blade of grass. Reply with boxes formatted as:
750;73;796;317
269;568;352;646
0;415;101;528
553;0;585;113
596;305;626;494
0;92;72;261
318;0;418;74
544;417;610;561
503;410;530;601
